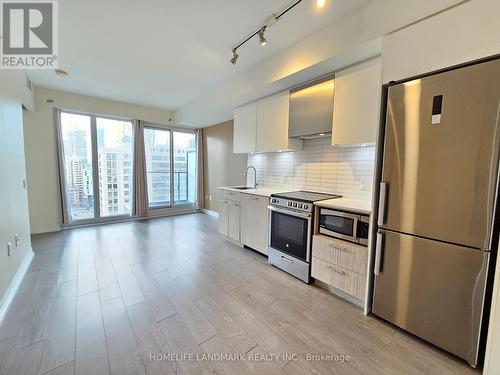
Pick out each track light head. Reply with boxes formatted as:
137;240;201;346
258;26;267;47
230;49;239;65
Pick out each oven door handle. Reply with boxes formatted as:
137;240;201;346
268;205;312;219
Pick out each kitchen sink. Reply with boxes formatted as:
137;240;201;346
231;186;254;190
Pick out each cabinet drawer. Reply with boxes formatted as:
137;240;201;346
311;257;366;301
312;234;367;276
222;190;241;202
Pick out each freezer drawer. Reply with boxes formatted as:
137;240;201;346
380;58;500;249
372;230;489;366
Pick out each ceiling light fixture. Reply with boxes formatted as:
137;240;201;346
258;26;267;47
55;69;68;77
317;0;326;8
229;0;304;65
230;49;239;65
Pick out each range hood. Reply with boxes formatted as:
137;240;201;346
289;76;334;139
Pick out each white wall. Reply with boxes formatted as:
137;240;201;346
382;0;500;83
23;87;175;234
0;101;32;303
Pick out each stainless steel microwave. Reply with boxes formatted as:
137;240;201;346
318;208;369;246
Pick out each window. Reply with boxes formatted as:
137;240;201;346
59;111;134;223
144;128;171;208
60;112;94;221
143;127;197;209
173;132;196;205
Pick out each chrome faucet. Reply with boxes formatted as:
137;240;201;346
244;166;259;188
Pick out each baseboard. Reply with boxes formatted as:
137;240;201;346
31;225;61;234
0;247;34;323
201;209;219;218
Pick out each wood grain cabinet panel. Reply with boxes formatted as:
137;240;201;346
241;194;269;255
255;91;302;153
223;190;241;203
218;199;229;237
228;201;241;243
233;103;257;154
312;257;366;301
332;57;382;145
312;234;367;276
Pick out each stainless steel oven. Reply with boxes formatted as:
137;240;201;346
319;208;369;246
268;205;312;283
267;191;341;283
269;206;312;262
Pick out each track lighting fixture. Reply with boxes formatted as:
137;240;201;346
230;49;239;65
258;26;267;47
229;0;305;65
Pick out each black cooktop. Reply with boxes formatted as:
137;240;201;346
271;191;341;203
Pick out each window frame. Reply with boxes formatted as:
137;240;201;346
57;108;135;226
142;122;197;213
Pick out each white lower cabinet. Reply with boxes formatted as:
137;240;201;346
227;201;241;242
218;190;269;253
241;194;269;255
218;189;242;243
218;199;229;237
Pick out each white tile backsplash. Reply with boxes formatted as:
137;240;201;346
247;137;375;201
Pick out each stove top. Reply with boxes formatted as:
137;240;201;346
271;191;341;203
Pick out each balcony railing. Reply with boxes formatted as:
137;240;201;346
146;171;190;207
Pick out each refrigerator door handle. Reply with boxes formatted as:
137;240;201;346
374;231;384;275
378;182;388;226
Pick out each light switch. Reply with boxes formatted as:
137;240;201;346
7;242;12;256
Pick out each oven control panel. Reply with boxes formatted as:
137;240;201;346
270;198;313;213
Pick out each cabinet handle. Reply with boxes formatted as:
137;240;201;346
328;265;346;275
328;243;350;252
281;256;293;263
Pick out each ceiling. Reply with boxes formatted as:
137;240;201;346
28;0;371;111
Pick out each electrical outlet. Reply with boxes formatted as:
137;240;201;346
7;242;12;256
15;234;19;247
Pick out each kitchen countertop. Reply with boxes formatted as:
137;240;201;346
219;186;288;198
219;186;372;215
315;197;372;215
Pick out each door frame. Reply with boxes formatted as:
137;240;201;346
142;122;198;215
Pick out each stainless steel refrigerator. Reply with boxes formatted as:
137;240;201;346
373;58;500;367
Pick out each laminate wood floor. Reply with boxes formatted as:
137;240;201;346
0;213;479;375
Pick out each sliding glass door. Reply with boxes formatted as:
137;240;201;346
60;112;95;221
144;125;197;210
59;111;134;223
144;127;171;208
173;131;196;205
59;113;198;224
96;118;134;217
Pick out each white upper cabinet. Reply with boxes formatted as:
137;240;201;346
256;91;302;153
233;103;257;154
332;58;382;146
233;91;302;154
